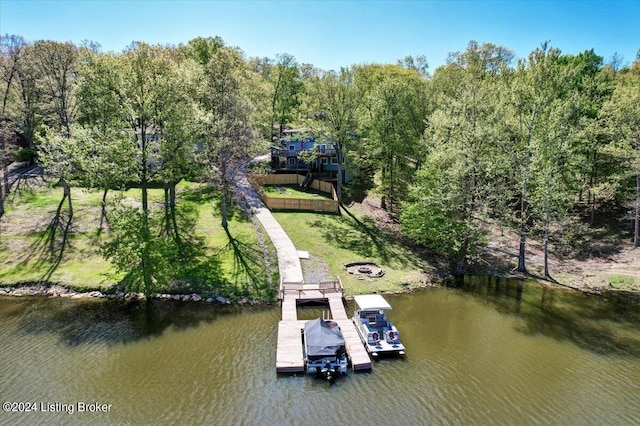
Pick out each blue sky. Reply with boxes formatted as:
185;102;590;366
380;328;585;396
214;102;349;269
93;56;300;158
1;0;639;70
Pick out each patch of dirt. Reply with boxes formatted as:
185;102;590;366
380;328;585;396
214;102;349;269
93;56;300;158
477;218;640;293
349;194;640;295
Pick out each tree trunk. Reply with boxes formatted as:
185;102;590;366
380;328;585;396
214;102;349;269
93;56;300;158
635;171;640;248
138;119;152;296
141;133;148;226
518;126;533;274
380;163;388;210
517;102;538;274
455;236;469;275
336;144;343;202
99;188;109;232
518;176;528;274
63;180;73;222
518;182;528;274
389;154;395;212
589;150;598;226
221;164;229;230
1;136;9;196
170;182;180;246
270;72;282;141
163;182;171;236
544;181;551;277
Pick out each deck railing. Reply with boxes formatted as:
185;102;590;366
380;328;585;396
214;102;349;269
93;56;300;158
279;277;343;300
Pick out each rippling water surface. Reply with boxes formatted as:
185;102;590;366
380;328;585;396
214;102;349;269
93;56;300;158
1;277;639;425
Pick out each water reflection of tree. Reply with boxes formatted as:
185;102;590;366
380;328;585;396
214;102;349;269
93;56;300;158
14;298;272;347
450;276;640;357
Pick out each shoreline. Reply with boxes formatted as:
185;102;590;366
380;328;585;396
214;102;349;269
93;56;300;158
2;271;638;304
0;282;266;305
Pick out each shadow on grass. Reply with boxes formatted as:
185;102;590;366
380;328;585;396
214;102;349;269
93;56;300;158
308;204;417;268
221;226;276;299
180;184;217;204
9;296;274;347
449;275;640;357
9;181;274;299
17;190;74;282
153;199;274;299
8;172;46;203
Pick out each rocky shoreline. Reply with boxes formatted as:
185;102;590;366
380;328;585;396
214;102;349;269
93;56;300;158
0;283;266;305
2;270;638;304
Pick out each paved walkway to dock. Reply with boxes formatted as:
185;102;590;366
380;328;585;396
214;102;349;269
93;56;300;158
234;163;303;283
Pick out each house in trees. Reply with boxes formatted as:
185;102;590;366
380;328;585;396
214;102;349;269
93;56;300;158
270;128;350;183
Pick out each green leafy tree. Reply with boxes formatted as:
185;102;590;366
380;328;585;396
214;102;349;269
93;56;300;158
80;42;185;296
402;42;513;272
198;46;258;229
184;36;224;67
356;64;429;213
37;125;93;255
306;67;359;201
32;40;78;136
12;43;41;150
529;97;577;276
600;60;640;247
401;138;485;272
558;50;614;226
269;53;303;139
0;34;26;215
509;42;563;273
76;50;137;229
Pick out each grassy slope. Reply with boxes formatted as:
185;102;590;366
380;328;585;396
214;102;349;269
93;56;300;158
274;204;436;296
0;180;277;296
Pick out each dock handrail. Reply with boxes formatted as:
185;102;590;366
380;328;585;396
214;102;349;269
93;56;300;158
280;278;343;299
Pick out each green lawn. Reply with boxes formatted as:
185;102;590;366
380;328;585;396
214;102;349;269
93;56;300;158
1;179;435;298
262;184;333;200
273;205;435;296
0;180;278;297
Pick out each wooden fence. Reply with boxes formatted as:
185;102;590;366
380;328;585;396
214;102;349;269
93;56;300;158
249;173;340;214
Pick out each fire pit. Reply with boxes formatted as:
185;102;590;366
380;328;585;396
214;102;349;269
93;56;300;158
345;262;385;278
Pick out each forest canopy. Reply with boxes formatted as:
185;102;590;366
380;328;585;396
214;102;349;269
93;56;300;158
1;34;639;292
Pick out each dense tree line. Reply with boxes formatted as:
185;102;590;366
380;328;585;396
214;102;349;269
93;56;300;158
1;34;638;291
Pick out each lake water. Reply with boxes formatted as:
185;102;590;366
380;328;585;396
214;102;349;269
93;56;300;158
1;277;639;425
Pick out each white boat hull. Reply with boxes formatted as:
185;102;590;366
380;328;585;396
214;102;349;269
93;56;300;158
352;294;406;357
353;318;406;356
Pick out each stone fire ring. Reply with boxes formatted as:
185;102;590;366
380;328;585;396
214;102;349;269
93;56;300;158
344;262;385;278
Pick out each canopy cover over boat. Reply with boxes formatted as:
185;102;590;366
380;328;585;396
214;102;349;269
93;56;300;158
304;318;345;359
353;294;393;311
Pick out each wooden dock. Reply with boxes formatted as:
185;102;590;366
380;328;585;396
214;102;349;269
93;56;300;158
276;278;372;373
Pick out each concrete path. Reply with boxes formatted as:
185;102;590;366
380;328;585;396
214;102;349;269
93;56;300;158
233;162;304;284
